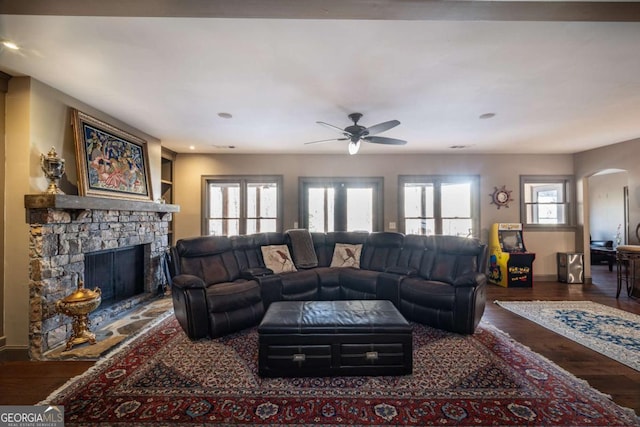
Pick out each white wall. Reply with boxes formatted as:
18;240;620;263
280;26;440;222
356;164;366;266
174;152;575;280
588;172;627;243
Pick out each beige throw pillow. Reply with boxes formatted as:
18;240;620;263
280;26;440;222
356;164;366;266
261;245;297;273
330;243;362;268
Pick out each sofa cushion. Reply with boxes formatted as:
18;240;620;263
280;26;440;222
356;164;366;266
261;245;297;273
396;234;427;272
339;268;380;300
331;243;363;268
360;232;403;272
419;235;485;281
176;235;231;258
400;278;455;311
279;269;319;300
315;267;341;300
231;234;267;271
176;235;241;284
182;252;239;285
206;280;262;312
431;253;479;284
418;250;436;279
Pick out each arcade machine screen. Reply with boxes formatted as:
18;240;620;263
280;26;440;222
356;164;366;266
499;230;524;253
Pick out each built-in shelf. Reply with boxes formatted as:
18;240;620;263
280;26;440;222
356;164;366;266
161;149;176;245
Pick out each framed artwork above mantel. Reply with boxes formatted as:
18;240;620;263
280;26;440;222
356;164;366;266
71;109;153;201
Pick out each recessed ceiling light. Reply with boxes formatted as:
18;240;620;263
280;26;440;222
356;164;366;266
217;112;233;119
189;145;195;150
479;113;496;119
2;41;19;50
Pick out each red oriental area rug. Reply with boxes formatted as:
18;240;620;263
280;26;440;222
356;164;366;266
43;314;639;426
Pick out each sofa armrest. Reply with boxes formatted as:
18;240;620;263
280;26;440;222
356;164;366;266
590;240;614;249
240;267;274;279
384;266;417;277
453;272;486;287
172;274;207;289
171;276;209;340
257;274;283;309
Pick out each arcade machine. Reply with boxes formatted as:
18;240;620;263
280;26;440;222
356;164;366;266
488;223;536;287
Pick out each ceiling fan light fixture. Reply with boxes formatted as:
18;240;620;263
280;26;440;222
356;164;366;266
348;140;361;155
306;113;406;152
2;40;19;50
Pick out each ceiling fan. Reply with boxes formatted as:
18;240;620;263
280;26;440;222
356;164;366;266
305;112;407;155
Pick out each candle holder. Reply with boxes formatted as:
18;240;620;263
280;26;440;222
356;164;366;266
40;146;66;194
56;275;101;350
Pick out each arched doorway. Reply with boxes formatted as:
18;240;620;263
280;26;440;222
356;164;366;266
587;169;628;286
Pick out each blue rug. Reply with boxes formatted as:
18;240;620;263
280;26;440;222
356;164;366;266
495;300;640;372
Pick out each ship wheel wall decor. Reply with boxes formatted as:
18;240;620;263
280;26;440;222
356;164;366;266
490;185;513;209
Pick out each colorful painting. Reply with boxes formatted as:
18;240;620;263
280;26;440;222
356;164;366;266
72;109;152;201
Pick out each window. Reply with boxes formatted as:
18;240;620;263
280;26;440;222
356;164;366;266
203;176;282;236
300;177;383;232
399;175;480;237
520;175;574;228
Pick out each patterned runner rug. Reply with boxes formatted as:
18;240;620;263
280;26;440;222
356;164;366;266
495;300;640;372
42;314;639;426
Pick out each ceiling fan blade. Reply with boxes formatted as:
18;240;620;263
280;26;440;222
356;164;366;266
364;136;407;145
304;137;348;145
364;120;400;136
316;121;350;135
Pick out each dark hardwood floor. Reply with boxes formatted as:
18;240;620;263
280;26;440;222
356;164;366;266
1;264;638;415
484;264;640;414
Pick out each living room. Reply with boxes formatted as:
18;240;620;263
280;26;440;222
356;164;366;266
1;1;640;425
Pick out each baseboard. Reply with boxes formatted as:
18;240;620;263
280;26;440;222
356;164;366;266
535;274;559;282
0;343;30;362
535;274;590;284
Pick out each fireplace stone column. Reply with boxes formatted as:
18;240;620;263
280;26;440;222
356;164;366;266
25;194;179;359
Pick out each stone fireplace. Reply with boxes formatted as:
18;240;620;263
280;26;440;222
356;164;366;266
25;194;179;360
84;244;146;307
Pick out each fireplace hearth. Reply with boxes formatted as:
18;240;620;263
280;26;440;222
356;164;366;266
25;194;179;359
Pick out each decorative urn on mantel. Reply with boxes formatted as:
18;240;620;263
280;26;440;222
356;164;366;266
40;146;66;195
56;275;102;351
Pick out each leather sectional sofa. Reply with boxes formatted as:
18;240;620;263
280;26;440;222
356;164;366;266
169;231;489;340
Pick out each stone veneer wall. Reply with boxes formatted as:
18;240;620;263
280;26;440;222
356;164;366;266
27;207;172;359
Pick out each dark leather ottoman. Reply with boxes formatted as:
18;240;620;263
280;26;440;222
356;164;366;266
258;300;413;377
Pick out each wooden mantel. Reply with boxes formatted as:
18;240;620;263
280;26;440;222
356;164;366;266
24;194;180;215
